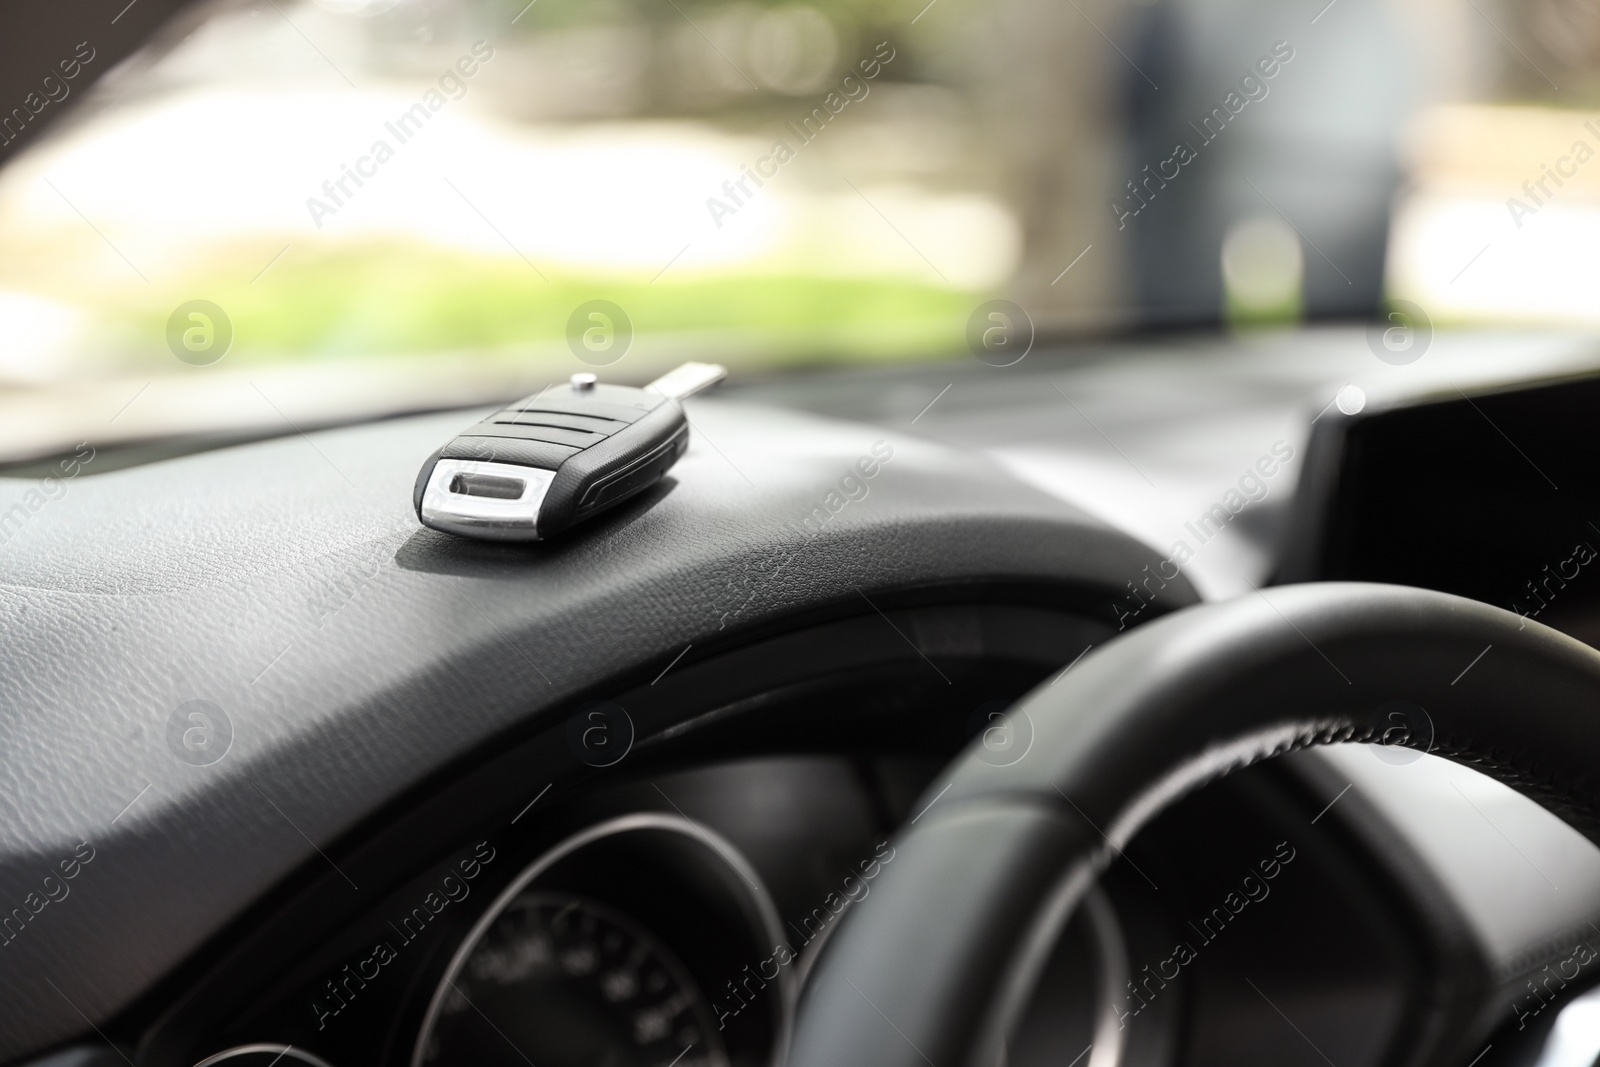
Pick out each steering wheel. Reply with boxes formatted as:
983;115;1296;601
786;582;1600;1067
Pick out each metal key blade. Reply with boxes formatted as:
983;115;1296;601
644;361;728;401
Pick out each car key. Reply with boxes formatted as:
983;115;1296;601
413;361;727;541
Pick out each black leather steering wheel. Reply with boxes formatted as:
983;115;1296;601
786;582;1600;1067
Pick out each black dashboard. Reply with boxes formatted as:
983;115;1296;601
9;328;1600;1067
137;607;1433;1067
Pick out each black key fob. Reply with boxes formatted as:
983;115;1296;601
413;362;725;541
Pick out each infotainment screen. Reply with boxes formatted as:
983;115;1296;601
1281;374;1600;646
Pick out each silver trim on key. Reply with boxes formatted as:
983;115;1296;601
419;459;556;541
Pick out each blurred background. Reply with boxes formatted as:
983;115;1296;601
1;0;1597;461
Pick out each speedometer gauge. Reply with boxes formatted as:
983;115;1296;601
419;892;730;1067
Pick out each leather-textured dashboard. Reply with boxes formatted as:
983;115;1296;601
0;397;1194;1062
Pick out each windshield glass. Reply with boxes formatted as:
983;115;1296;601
0;0;1587;460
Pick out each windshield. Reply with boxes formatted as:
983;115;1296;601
0;0;1588;461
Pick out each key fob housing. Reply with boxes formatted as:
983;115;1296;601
414;380;688;541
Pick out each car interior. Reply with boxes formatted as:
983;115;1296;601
5;2;1600;1067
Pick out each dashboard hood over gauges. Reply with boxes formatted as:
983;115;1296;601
0;396;1195;1063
